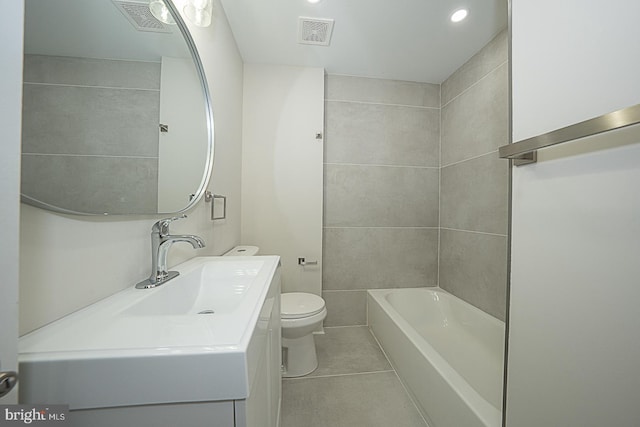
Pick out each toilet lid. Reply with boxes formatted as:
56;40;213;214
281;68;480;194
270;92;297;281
281;293;325;319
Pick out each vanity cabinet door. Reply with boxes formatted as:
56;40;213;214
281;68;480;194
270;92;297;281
68;401;235;427
236;268;282;427
267;270;282;426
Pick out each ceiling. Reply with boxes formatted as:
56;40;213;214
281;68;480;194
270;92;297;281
24;0;190;62
219;0;507;84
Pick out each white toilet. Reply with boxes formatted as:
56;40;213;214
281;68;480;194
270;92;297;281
223;246;327;377
280;292;326;377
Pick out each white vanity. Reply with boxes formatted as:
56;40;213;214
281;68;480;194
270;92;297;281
19;256;282;427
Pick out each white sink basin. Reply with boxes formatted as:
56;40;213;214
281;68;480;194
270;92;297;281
124;260;262;316
19;255;281;410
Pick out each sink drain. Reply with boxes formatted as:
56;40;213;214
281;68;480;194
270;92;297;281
198;309;215;315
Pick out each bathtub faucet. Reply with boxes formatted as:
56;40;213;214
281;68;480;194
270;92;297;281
135;215;205;289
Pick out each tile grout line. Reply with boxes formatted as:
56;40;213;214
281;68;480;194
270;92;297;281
367;327;430;427
437;83;442;289
322;324;368;328
324;161;439;169
21;153;159;160
26;55;161;64
365;291;369;331
322;289;367;293
323;226;439;230
326;71;437;84
23;81;160;92
441;149;500;169
326;98;439;110
282;369;396;381
441;227;508;238
441;59;509;109
321;324;367;328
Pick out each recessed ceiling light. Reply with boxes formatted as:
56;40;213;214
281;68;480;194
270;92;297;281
450;8;468;23
307;0;322;4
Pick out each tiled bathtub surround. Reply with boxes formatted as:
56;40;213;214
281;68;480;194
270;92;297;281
440;30;509;320
325;102;440;167
21;55;161;214
323;29;509;324
323;75;440;325
323;228;439;290
324;164;439;227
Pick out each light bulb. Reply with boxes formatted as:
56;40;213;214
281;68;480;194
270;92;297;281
184;0;213;27
149;0;176;25
450;8;468;23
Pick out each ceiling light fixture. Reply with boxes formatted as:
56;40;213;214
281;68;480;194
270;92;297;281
307;0;322;4
450;8;468;23
184;0;214;27
149;0;176;25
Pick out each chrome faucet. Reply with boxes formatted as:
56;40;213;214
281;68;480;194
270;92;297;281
135;215;205;289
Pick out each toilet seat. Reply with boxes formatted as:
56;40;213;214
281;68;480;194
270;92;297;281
281;292;325;319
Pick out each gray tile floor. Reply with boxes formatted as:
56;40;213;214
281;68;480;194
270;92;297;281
281;326;428;427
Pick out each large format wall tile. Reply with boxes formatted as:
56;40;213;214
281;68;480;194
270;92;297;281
325;101;439;167
22;154;158;214
322;39;508;322
326;74;440;108
324;164;439;227
323;290;368;326
441;30;508;106
441;62;509;166
24;55;161;90
323;227;438;290
439;228;507;320
22;84;160;157
440;152;509;235
323;74;441;325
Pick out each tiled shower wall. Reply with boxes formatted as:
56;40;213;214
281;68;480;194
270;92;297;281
439;30;509;320
21;55;161;214
322;29;509;324
322;76;441;326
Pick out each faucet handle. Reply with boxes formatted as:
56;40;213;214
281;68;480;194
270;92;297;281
152;215;187;235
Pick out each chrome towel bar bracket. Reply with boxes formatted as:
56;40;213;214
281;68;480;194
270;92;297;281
499;103;640;165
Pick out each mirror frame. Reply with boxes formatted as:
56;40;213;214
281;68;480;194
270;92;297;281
20;0;215;216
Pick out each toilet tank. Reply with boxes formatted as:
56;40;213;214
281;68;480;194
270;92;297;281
223;246;259;256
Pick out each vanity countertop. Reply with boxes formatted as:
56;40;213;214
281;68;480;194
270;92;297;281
19;255;281;409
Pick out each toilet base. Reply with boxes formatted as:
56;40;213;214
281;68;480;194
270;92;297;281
281;334;318;377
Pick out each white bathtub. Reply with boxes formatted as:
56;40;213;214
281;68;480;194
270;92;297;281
368;288;504;427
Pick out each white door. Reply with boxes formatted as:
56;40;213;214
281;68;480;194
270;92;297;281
508;1;640;424
0;0;24;404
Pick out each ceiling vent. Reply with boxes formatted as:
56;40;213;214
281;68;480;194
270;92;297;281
112;0;173;33
298;17;334;46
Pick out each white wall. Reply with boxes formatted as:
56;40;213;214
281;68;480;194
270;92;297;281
19;0;245;334
511;0;640;141
241;65;324;295
506;0;640;425
0;0;24;403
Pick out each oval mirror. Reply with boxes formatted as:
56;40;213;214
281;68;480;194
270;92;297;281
21;0;213;215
